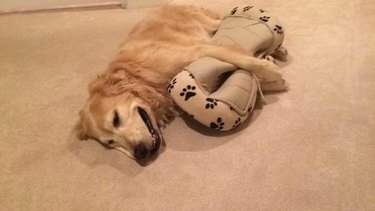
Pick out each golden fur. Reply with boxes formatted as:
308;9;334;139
75;5;282;160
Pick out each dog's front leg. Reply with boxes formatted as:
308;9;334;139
199;44;283;82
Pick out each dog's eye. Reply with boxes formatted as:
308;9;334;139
113;110;120;128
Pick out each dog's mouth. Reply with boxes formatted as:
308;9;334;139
137;107;161;154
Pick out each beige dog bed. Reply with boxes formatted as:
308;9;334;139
168;5;288;131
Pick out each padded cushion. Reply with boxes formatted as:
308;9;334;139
169;5;286;131
217;5;285;55
168;68;257;131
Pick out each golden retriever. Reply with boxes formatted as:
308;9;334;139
75;5;282;160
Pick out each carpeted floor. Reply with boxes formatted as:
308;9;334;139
1;0;374;210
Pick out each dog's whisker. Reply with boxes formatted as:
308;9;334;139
162;115;169;123
171;108;180;117
158;120;166;127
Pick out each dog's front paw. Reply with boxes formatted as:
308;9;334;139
259;60;283;82
261;79;289;91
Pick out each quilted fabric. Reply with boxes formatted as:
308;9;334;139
169;5;287;131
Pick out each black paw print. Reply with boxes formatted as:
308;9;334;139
273;25;283;34
205;98;218;109
189;73;195;79
232;117;242;129
259;16;270;22
180;85;196;101
259;9;266;13
243;6;253;12
167;78;177;93
230;6;238;15
210;117;225;130
247;106;253;113
230;106;235;111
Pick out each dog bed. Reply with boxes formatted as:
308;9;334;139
168;5;288;131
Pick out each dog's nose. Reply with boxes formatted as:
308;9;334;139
134;143;149;160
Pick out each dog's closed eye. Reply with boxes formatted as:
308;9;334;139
113;110;120;128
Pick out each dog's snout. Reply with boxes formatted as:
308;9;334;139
134;143;149;160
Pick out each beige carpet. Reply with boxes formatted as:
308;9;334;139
1;0;375;210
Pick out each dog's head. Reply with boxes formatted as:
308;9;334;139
75;68;167;161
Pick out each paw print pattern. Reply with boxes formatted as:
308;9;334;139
232;117;242;129
167;78;177;94
230;106;235;111
189;73;195;79
230;6;238;15
210;117;225;130
205;98;218;109
259;16;270;22
273;25;283;34
180;85;196;101
259;9;266;13
243;6;253;12
248;106;253;113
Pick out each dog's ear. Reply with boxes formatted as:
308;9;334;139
108;69;127;84
74;110;89;140
88;74;107;96
88;70;129;96
74;120;89;140
106;69;134;95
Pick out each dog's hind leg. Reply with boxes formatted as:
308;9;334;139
193;7;222;20
190;7;222;35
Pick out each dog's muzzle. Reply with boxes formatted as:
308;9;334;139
137;107;161;159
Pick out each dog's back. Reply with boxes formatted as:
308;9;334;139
114;5;221;81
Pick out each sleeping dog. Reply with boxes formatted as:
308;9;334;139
75;5;282;160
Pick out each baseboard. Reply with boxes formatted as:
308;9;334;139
0;0;163;14
0;2;122;14
122;0;164;9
